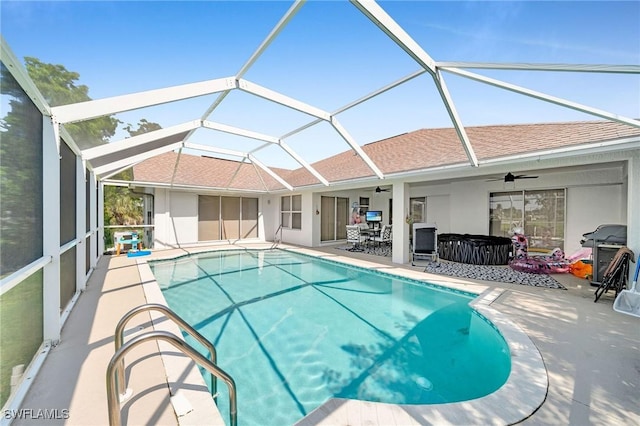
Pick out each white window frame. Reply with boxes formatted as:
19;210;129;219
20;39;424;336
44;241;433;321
281;194;302;230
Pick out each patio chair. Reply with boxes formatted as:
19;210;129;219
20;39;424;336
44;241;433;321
346;225;367;252
412;222;438;265
371;224;392;248
594;246;634;302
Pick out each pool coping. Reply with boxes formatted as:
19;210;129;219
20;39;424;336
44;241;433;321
136;245;548;426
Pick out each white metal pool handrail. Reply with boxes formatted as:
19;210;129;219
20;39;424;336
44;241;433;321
114;303;218;400
106;330;237;426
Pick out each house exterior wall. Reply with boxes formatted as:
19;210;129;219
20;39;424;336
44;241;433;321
406;165;626;257
154;190;198;248
153;189;270;249
149;150;637;265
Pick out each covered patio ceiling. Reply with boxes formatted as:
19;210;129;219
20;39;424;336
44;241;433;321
37;0;640;192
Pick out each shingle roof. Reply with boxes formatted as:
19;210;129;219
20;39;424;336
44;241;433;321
133;152;285;191
133;120;640;190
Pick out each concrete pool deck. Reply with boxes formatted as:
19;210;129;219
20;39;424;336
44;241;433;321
11;243;640;425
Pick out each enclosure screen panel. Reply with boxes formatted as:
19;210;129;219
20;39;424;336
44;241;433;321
0;270;43;407
60;140;77;245
85;236;91;273
0;63;44;276
60;247;77;311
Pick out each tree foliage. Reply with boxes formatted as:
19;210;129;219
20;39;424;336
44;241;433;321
103;120;162;247
0;63;44;276
25;57;120;146
18;57;160;249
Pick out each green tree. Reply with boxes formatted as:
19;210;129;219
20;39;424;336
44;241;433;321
123;119;161;136
25;57;119;145
0;63;44;276
23;58;160;249
103;120;162;248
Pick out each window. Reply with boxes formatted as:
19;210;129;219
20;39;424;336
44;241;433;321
490;189;566;250
281;195;301;230
410;197;426;223
358;197;369;216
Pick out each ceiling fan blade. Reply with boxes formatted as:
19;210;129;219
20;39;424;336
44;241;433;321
514;175;538;179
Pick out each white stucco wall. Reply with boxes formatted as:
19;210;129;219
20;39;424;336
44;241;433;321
154;189;198;249
566;185;623;256
426;194;451;233
149;150;638;264
404;163;627;256
154;189;269;249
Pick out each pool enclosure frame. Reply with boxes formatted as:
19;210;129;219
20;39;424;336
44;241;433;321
1;0;640;420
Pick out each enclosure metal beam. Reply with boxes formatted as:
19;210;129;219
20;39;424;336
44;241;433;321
350;0;436;75
437;62;640;74
202;120;280;144
224;160;247;191
184;143;247;159
196;0;305;122
52;78;236;124
1;35;51;116
93;142;183;177
236;0;306;79
280;68;427;140
202;120;328;185
331;117;384;179
82;121;200;161
443;67;640;128
238;79;331;121
248;154;293;190
433;70;479;166
351;0;478;166
99;162;144;181
278;140;330;186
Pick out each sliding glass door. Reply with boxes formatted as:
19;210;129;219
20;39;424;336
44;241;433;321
490;189;566;250
198;195;258;241
320;196;349;242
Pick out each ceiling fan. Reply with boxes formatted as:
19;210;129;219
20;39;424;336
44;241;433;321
375;186;390;193
487;172;538;183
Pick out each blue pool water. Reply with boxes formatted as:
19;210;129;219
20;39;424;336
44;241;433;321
150;250;511;425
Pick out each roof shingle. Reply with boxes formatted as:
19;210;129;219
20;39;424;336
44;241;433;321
133;120;640;190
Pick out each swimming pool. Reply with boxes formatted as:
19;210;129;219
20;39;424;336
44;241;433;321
150;249;511;425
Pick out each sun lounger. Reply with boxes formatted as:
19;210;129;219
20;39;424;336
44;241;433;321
412;222;437;265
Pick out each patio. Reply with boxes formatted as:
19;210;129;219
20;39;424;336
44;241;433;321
12;244;639;426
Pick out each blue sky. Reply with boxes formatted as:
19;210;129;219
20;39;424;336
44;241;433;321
2;0;639;168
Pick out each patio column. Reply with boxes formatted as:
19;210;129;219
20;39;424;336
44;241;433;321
391;182;410;264
76;154;86;292
627;152;640;268
98;182;105;256
42;117;60;344
89;171;98;269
